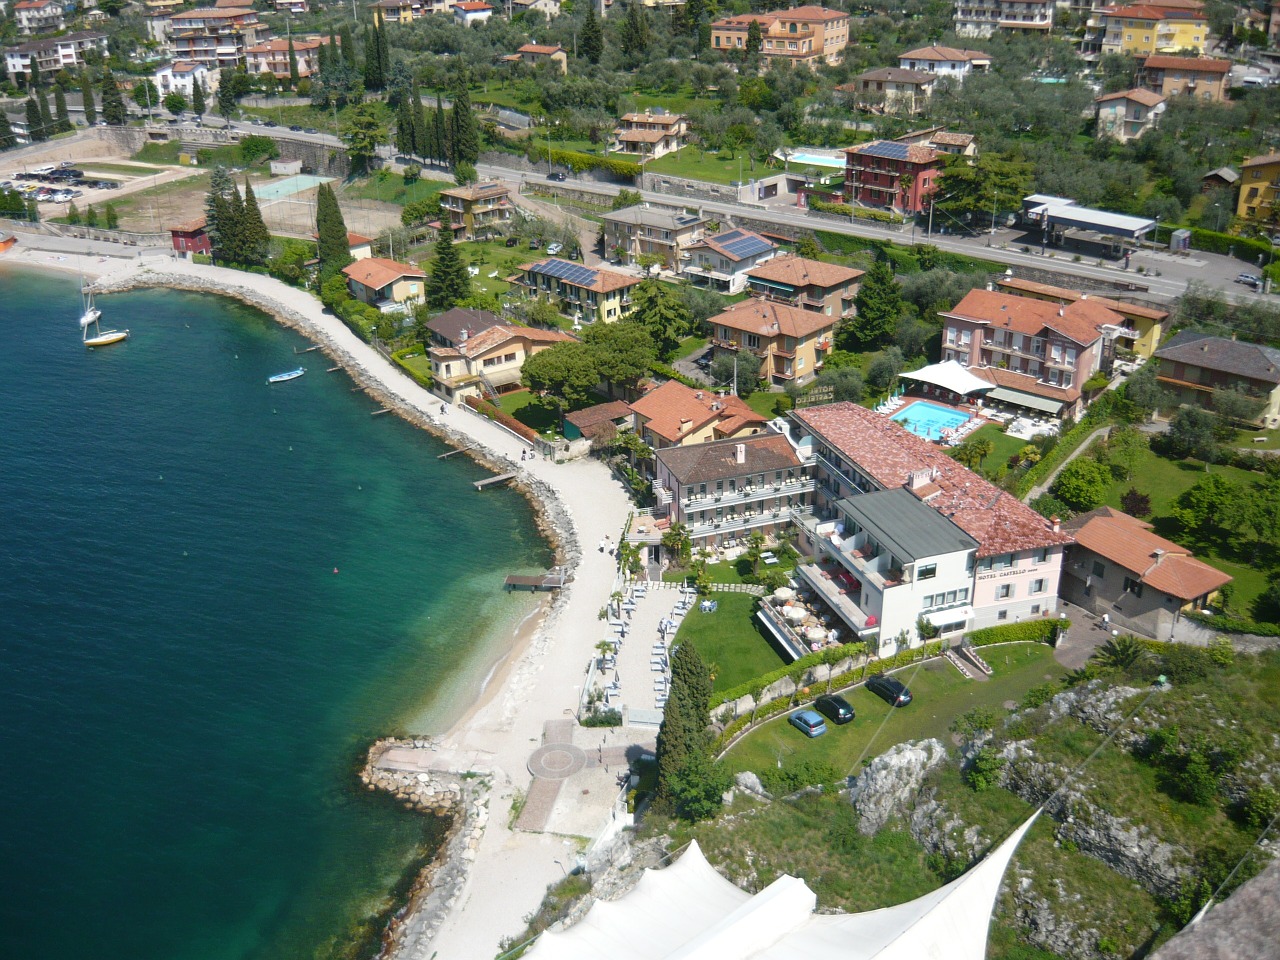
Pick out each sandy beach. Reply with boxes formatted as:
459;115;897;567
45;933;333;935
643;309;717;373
5;245;641;958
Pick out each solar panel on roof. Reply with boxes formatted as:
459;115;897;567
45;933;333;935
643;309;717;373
861;141;912;161
723;234;773;259
538;258;598;286
715;229;744;244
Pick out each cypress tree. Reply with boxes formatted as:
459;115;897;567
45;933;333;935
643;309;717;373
192;79;206;118
654;639;713;811
0;112;16;149
315;183;353;279
54;86;72;133
363;24;385;92
99;74;127;126
411;82;428;158
28;59;42;91
80;71;97;126
432;96;447;166
26;98;45;142
37;91;54;141
217;68;237;118
580;4;603;65
241;179;270;265
378;22;390;81
424;226;471;311
27;197;41;223
395;95;415;156
85;205;99;228
204;166;234;262
340;25;357;68
287;38;299;89
448;86;478;166
104;203;118;229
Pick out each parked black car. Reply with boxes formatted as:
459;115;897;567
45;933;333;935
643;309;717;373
504;236;520;247
547;171;567;182
814;694;855;724
865;674;912;707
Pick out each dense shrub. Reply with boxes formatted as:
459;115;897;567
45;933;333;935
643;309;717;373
760;757;841;795
649;361;702;389
963;747;1006;791
1151;223;1272;266
464;396;540;441
966;620;1066;646
580;708;622;727
527;143;640;180
1184;612;1280;637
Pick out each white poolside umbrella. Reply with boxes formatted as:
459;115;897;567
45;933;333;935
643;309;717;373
773;586;796;601
784;606;807;622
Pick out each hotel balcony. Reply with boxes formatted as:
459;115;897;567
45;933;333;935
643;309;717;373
685;510;789;539
794;563;880;638
755;601;814;663
680;477;815;510
710;336;767;358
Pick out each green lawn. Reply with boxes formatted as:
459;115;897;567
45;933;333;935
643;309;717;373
674;593;788;694
724;644;1065;780
672;335;708;360
393;350;432;388
77;161;166;176
344;173;453;207
405;239;524;299
1231;427;1280;450
953;423;1027;474
645;147;770;186
663;553;797;586
497;389;558;434
631;90;719;115
744;391;788;418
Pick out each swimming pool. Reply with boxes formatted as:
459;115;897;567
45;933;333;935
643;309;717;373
789;152;845;168
892;400;970;438
254;174;334;201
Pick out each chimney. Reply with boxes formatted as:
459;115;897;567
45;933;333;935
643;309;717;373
735;443;746;464
986;281;993;291
695;391;704;400
1080;293;1088;300
460;328;468;343
680;418;692;433
1051;515;1060;533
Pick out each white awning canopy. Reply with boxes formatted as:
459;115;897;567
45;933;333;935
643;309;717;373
899;360;993;397
923;605;973;628
984;387;1063;414
526;814;1041;959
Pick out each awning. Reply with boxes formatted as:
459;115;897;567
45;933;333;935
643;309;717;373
900;360;994;397
750;278;797;293
923;606;973;628
984;388;1063;415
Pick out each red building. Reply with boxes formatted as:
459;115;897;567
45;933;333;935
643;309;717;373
169;216;211;258
842;139;943;215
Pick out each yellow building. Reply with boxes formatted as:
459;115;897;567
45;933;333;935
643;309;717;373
517;257;642;325
1237;152;1280;227
707;298;837;387
342;257;426;310
1098;4;1208;56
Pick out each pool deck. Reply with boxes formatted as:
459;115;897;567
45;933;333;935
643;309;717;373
886;395;988;445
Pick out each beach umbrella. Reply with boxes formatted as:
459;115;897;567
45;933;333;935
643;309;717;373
773;586;795;601
614;670;620;683
785;606;807;622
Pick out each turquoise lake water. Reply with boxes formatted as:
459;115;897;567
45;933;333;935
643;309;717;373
0;267;552;960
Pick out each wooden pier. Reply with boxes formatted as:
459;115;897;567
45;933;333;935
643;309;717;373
327;366;341;373
473;472;517;490
437;446;473;460
504;571;567;591
371;408;393;416
295;345;323;354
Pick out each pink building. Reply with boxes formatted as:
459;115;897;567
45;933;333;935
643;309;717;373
842;139;944;214
939;288;1128;420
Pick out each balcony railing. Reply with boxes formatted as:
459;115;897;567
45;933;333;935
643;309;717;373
681;477;815;510
686;511;791;538
794;563;879;636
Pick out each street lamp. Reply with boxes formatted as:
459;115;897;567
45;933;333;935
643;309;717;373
553;858;568;878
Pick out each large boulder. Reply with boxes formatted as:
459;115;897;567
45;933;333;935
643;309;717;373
848;738;948;836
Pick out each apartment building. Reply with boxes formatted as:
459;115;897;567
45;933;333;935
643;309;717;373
3;32;107;80
168;6;269;70
994;276;1167;358
1094;88;1167;142
897;45;992;81
609;111;687;162
13;0;67;36
517;257;642;325
1139;55;1229;101
601;206;706;269
953;0;1055;37
939;288;1124;419
843;139;944;215
745;254;863;321
841;68;938;114
424;307;574;403
710;5;850;67
1235;152;1280;228
245;37;327;80
1093;3;1208;57
154;60;218;99
682;228;778;294
650;434;812;550
707;298;837;387
786;401;1072;650
439;181;512;240
629;380;768;450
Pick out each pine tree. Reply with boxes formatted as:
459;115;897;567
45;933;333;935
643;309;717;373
240;179;270;265
619;1;651;63
580;4;603;65
287;38;299;89
37;91;54;141
80;71;97;126
844;252;904;350
54;85;72;133
26;98;45;142
99;74;127;126
315;183;353;279
425;226;471;310
192;79;206;118
104;203;118;230
432;96;448;165
448;85;478;166
204;166;235;262
0;112;16;149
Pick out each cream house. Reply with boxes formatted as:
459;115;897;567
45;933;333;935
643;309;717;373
342;257;426;311
425;307;575;402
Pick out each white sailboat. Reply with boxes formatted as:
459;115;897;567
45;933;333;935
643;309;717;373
79;281;128;347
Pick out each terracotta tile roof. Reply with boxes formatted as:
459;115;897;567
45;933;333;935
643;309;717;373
1154;330;1280;385
341;257;425;290
1142;55;1229;72
454;1;492;9
620;111;684;125
458;324;573;358
169;216;207;233
849;67;936;85
657;434;802;485
1064;507;1231;600
170;7;256;19
629;380;767;444
1096;87;1167;107
170;61;205;73
747;254;863;290
773;4;847;20
943;288;1120;346
518;43;563;55
246;38;321;53
929;131;975;146
900;45;991;62
440;181;509;202
565;400;634;437
346;231;373;246
710;297;836;340
791;402;1073;556
995;278;1169;322
844;139;941;165
1102;3;1205;17
973;366;1081;404
712;4;845;26
617;128;669;144
1242;152;1280;169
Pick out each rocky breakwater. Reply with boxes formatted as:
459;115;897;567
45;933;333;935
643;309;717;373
360;737;490;960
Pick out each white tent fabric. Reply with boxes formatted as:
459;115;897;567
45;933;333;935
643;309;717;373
899;360;993;397
526;814;1040;959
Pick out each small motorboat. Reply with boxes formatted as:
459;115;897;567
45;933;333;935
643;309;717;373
268;368;306;384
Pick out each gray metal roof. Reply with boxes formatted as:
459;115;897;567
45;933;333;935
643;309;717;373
835;487;978;562
1155;329;1280;385
601;206;706;230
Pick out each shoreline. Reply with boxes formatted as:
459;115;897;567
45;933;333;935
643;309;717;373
4;249;637;958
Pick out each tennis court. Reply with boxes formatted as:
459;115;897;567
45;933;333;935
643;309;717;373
254;174;333;201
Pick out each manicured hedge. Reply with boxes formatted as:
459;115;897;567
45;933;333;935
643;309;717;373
1014;415;1105;498
1185;612;1280;637
965;619;1066;646
809;198;904;224
1152;224;1273;266
527;144;641;180
464;395;540;441
650;361;701;389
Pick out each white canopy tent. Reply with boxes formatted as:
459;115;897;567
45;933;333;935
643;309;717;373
898;360;993;398
526;813;1041;959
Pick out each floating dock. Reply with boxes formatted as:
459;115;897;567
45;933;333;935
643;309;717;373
295;345;322;354
504;571;567;591
438;446;474;460
474;472;517;490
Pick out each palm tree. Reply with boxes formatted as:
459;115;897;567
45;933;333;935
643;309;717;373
661;522;692;569
595;639;615;668
971;437;995;471
745;530;766;577
1091;634;1149;672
